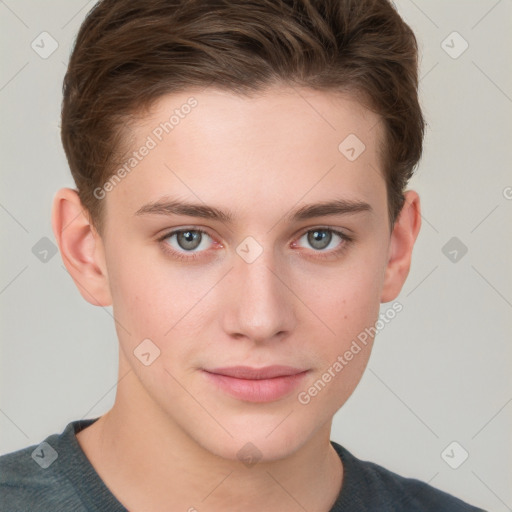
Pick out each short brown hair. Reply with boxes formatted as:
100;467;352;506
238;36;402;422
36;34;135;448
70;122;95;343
61;0;425;235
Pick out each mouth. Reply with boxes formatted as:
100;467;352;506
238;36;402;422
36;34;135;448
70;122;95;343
202;365;309;403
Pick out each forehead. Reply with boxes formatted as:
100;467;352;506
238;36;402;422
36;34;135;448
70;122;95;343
105;86;386;226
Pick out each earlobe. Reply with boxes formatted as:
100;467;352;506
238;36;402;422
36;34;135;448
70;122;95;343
380;190;422;303
51;188;112;307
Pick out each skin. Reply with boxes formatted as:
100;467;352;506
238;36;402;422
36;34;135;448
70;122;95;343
52;86;421;512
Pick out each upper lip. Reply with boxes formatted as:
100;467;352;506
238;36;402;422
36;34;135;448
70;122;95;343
204;365;308;380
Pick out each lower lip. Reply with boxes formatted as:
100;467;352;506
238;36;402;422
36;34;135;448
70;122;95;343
203;370;309;403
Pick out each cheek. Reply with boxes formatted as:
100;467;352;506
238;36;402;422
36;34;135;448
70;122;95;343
106;246;218;362
296;248;386;342
105;246;168;336
291;243;386;405
295;274;380;415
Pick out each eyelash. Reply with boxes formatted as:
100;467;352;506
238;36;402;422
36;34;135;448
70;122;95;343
157;227;354;262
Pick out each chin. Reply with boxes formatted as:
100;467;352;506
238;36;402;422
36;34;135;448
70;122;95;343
193;414;314;464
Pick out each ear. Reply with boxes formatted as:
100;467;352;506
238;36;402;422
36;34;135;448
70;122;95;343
380;190;422;303
51;188;112;306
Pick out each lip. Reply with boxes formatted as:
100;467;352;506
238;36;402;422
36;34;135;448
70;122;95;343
202;365;309;403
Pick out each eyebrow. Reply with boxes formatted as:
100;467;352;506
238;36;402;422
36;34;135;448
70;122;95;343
134;197;373;223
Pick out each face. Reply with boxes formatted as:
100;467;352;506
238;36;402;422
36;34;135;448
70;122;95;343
80;86;408;461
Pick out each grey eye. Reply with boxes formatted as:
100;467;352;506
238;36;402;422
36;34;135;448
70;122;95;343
176;230;203;250
163;229;213;253
307;229;333;250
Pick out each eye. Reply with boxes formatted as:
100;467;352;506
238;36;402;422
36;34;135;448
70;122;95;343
158;226;353;262
294;227;353;257
158;228;215;260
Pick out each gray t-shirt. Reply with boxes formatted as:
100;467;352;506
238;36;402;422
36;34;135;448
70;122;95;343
0;418;487;511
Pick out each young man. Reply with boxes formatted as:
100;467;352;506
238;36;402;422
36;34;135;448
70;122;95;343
0;0;487;511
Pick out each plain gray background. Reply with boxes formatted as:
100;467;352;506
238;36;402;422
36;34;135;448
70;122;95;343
1;1;511;511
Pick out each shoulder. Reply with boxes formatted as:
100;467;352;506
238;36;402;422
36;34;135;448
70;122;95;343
331;441;488;512
0;426;86;512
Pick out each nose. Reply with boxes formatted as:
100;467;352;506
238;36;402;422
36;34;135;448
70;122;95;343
221;244;297;344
